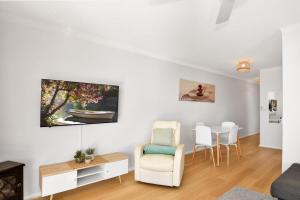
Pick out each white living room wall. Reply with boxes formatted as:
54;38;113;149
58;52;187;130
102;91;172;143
260;68;282;149
281;24;300;172
0;17;259;197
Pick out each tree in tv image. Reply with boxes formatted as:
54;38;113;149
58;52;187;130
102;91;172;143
40;79;119;127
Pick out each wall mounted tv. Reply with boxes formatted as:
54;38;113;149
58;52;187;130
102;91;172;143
40;79;119;127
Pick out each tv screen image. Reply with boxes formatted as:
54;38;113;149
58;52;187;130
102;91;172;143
40;79;119;127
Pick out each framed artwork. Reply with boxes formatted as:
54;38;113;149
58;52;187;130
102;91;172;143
269;99;277;112
179;79;215;103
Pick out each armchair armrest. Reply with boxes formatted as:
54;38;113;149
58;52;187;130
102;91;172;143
135;144;146;159
173;144;185;187
134;143;147;181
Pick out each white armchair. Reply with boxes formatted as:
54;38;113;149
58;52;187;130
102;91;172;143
134;121;185;187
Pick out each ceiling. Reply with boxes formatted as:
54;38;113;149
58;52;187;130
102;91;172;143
1;0;300;80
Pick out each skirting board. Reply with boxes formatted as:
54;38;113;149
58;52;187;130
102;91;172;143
25;192;41;200
259;144;282;150
239;132;259;139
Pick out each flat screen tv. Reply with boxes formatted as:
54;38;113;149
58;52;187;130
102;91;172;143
40;79;119;127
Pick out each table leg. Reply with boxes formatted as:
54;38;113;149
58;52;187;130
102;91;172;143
118;175;122;184
217;134;220;166
50;195;53;200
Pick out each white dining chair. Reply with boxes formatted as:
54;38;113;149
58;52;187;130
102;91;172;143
221;121;242;155
220;125;239;166
192;125;216;167
221;121;235;148
192;122;205;161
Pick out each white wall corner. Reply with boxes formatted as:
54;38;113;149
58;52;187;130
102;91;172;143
281;23;300;34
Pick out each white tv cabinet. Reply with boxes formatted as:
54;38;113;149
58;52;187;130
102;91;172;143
39;152;128;200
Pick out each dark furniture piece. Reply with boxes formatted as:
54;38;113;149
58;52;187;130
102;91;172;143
0;161;25;200
271;163;300;200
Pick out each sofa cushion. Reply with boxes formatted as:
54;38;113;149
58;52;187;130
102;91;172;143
144;144;176;156
152;128;175;146
140;154;174;172
271;163;300;200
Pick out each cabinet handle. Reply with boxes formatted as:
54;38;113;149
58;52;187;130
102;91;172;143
17;183;22;188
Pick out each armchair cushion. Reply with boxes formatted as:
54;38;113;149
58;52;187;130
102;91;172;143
140;154;174;172
144;144;176;155
152;128;175;146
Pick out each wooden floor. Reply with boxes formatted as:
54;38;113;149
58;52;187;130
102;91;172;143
35;134;282;200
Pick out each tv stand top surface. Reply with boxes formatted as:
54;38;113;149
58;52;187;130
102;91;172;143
40;152;128;177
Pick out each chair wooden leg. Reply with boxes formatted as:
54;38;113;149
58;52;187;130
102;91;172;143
237;135;242;155
235;144;239;160
192;146;196;161
204;148;207;160
227;146;230;166
219;147;223;162
211;148;215;167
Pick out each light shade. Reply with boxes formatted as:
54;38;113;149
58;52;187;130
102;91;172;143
236;59;251;73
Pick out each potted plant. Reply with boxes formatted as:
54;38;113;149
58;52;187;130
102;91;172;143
85;148;96;160
85;155;93;164
74;150;85;163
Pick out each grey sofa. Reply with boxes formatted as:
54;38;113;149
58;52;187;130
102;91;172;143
271;163;300;200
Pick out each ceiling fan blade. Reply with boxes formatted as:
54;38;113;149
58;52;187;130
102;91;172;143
216;0;235;24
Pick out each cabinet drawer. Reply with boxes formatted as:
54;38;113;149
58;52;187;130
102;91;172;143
42;171;77;197
104;159;128;179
